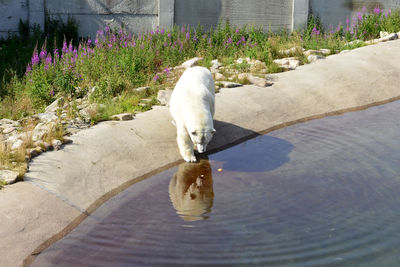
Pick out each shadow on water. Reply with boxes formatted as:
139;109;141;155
169;159;214;222
208;120;294;172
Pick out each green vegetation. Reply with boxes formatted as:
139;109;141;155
0;7;400;122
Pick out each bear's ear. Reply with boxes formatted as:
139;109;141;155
211;129;216;134
191;131;197;136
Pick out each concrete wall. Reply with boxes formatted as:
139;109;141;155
0;0;28;38
310;0;400;29
2;0;400;39
46;0;158;38
174;0;293;32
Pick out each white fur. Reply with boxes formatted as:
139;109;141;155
170;66;216;162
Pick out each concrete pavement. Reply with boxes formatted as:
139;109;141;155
1;39;400;266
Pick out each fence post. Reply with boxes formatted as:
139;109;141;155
292;0;309;31
29;0;45;31
158;0;174;30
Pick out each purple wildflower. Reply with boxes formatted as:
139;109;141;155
50;89;55;97
95;39;99;46
39;50;47;60
374;7;381;14
235;28;239;34
45;54;52;65
161;28;165;34
193;35;197;42
68;43;73;53
31;51;39;66
357;11;362;21
362;7;367;13
108;43;113;48
97;30;104;36
164;67;171;75
88;39;92;46
153;74;159;81
346;17;350;25
181;25;185;33
186;31;190;40
26;64;32;74
105;25;110;33
167;33;171;38
164;42;168;47
62;42;68;54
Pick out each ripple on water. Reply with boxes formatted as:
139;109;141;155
33;101;400;266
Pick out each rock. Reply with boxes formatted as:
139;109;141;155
319;49;331;55
214;73;226;80
238;73;272;87
111;113;134;121
365;39;378;45
378;33;398;42
0;119;20;127
273;57;300;70
280;46;302;56
45;98;62;113
28;146;43;158
80;104;97;120
51;139;62;150
11;139;24;150
210;59;222;72
307;55;325;63
348;39;363;45
0;170;19;184
2;127;16;134
35;112;58;123
32;122;56;142
380;31;390;38
181;57;203;68
340;50;351;54
157;89;173;106
219;81;243;88
62;138;73;145
134;86;149;93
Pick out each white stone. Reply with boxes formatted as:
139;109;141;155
319;49;331;55
157;89;173;106
239;73;272;87
2;127;16;134
181;57;203;68
308;55;325;63
378;33;398;42
0;170;19;184
35;112;58;123
51;139;62;150
380;31;389;38
11;139;24;150
134;86;149;93
0;119;19;127
45;98;62;113
214;73;226;80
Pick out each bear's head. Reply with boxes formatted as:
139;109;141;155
189;128;216;153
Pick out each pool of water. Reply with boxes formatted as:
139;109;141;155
33;101;400;266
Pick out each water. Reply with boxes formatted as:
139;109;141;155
33;101;400;266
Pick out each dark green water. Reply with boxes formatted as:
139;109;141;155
33;101;400;266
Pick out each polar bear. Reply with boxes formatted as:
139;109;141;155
170;66;216;162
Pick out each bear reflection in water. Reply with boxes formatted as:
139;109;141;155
169;159;214;221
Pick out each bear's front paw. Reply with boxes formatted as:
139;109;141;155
183;153;197;163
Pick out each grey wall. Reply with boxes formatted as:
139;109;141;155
310;0;400;29
1;0;400;39
46;0;158;38
174;0;293;32
0;0;28;38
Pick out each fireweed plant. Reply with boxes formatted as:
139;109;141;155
1;8;400;120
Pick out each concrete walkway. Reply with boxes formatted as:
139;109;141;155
1;39;400;267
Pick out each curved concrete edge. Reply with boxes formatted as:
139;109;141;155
1;39;400;266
